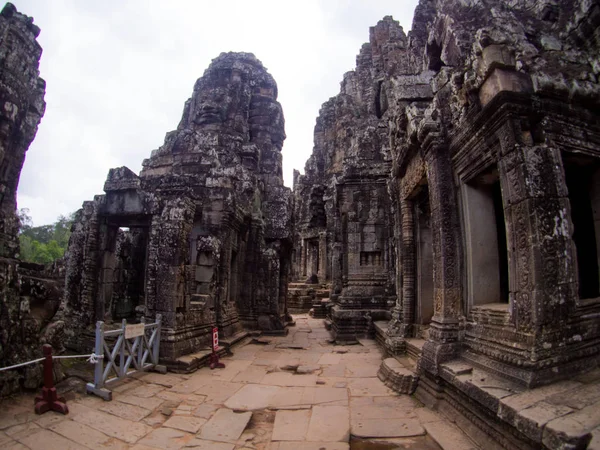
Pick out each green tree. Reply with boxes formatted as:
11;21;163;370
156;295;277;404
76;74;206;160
17;209;76;264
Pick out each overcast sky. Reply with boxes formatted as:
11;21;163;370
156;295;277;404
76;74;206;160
15;0;418;226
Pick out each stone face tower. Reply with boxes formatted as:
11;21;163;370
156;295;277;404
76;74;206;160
64;53;292;365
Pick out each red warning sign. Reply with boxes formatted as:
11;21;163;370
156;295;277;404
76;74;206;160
212;327;219;351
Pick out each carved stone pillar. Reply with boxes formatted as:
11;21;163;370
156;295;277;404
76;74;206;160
400;197;415;336
498;121;577;336
331;242;343;298
318;231;327;281
145;198;195;360
420;142;463;372
300;239;307;278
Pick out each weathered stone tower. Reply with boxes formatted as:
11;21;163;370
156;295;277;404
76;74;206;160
0;3;48;395
64;53;292;366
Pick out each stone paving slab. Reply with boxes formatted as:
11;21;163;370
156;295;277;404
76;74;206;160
318;353;342;365
232;365;269;383
5;441;28;450
4;421;42;441
306;405;350;442
351;417;425;438
49;420;128;449
208;360;253;381
424;421;479;450
348;377;398;396
117;394;165;411
224;384;280;410
272;409;311;441
261;371;318;387
268;442;349;450
163;415;207;433
71;408;152;444
0;430;12;446
18;428;82;450
321;364;346;377
183;439;235;449
350;396;418;419
33;411;68;429
136;427;193;450
198;408;252;443
346;362;380;378
99;400;152;421
193;403;218;419
136;372;182;388
193;380;244;403
127;383;165;398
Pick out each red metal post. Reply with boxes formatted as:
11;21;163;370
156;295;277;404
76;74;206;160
209;327;225;369
34;344;68;415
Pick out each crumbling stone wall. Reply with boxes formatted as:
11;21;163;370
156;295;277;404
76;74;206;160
64;53;292;365
0;3;61;396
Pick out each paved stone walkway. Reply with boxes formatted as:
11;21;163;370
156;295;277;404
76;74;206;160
0;315;478;449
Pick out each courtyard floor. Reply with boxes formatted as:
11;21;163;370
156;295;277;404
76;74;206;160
0;315;478;450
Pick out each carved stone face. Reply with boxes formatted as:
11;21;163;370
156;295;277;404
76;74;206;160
193;68;243;128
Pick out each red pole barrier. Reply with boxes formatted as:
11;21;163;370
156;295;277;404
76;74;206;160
34;344;68;415
209;327;225;370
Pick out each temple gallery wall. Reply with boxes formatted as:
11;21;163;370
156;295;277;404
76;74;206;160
0;0;599;448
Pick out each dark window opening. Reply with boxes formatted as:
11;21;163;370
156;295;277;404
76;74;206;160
426;40;445;72
564;155;600;299
492;180;509;302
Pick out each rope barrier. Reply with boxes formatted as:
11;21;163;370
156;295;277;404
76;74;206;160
0;353;104;372
0;357;45;372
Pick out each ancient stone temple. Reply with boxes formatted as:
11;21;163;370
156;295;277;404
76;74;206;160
63;53;292;366
0;3;63;396
294;0;600;448
292;17;402;341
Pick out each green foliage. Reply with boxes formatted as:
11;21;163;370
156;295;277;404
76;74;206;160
17;208;76;264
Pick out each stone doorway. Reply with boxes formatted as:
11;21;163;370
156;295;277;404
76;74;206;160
98;220;150;323
414;187;434;330
462;166;509;309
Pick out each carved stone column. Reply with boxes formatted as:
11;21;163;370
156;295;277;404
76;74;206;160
318;231;327;281
420;141;463;372
145;198;195;360
498;120;577;336
400;197;415;336
300;239;307;278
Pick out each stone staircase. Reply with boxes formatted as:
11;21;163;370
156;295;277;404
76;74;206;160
374;320;423;395
287;282;330;314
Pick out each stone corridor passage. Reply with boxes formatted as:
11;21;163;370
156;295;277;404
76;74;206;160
0;316;478;449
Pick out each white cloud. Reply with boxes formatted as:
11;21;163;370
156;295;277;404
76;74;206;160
14;0;417;225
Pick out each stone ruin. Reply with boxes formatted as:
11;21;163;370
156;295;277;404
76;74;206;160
62;52;292;368
0;3;66;396
292;0;600;448
1;0;600;447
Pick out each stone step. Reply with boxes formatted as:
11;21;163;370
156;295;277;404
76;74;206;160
406;338;426;361
377;357;419;395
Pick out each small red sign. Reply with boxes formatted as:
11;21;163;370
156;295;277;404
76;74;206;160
212;327;219;351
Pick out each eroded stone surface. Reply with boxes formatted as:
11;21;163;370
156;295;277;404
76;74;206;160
272;409;311;441
306;405;350;442
198;408;252;443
